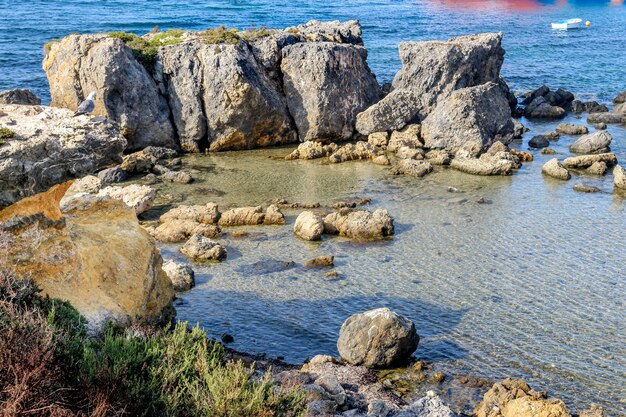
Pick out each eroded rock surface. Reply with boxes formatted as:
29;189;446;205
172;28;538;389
323;208;394;240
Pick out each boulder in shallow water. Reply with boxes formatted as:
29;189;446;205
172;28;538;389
614;91;626;104
264;204;285;225
180;234;227;261
323;208;394;240
281;42;380;142
294;211;324;241
524;96;566;120
285;141;339;160
421;82;514;155
98;166;129;184
474;378;571;417
161;170;194;184
450;156;515;176
542;158;571;181
0;182;174;334
587;112;624;124
614;165;626;190
218;206;265;226
388;124;423;151
0;104;126;207
556;123;588;135
328;141;377;163
43;34;176;150
337;307;419;368
162;260;195;292
569;131;612;154
573;183;601;193
356;32;505;134
160;203;220;225
304;255;334;268
563;153;617;169
0;89;41;105
152;220;222;243
528;135;550;149
586;161;608;176
391;159;433;178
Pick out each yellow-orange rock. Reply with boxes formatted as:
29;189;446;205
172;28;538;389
0;181;174;333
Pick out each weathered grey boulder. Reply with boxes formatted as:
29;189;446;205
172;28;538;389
180;234;227;261
323;209;394;240
421;82;514;155
98;166;129;184
614;165;626;190
0;104;126;207
614;91;626;104
162;260;195;291
0;89;41;105
528;135;550;149
281;42;380;142
337;307;419;368
563;153;617;169
356;32;505;135
556;123;588;135
542;158;571;180
569;131;612;154
294;211;324;241
156;42;296;152
43;34;176;150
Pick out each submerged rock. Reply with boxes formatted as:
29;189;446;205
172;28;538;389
569;131;612;154
421;82;514;155
450;156;515;176
573;183;601;193
44;34;176;150
474;378;571;417
542;158;571;180
391;159;433;178
180;234;227;261
162;260;195;291
294;211;324;241
356;32;505;134
0;182;174;333
337;307;419;368
323;208;394;240
304;255;334;268
0;104;126;207
281;42;380;142
161;170;194;184
614;90;626;104
0;89;41;105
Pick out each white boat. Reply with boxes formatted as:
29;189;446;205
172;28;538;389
551;18;583;30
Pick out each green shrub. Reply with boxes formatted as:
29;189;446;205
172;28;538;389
0;127;15;143
240;26;275;41
199;25;242;45
109;29;184;71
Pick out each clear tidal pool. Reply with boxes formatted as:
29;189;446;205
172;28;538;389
139;114;626;415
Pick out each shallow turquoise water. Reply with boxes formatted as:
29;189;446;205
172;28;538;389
0;0;625;102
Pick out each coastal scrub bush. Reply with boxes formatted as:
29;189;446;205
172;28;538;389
239;26;275;41
0;231;305;416
109;29;184;71
0;127;16;144
199;25;242;45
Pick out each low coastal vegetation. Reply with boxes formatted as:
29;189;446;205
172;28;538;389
0;237;305;417
0;127;15;144
109;29;184;70
199;25;275;45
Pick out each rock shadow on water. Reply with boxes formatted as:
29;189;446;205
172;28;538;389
177;290;469;365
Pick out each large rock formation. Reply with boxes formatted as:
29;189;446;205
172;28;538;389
0;104;126;207
0;182;175;333
281;42;380;141
43;21;381;153
337;307;419;368
0;89;41;105
43;34;176;150
356;32;505;135
421;82;514;155
156;42;296;152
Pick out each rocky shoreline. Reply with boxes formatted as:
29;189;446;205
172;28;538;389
0;19;624;417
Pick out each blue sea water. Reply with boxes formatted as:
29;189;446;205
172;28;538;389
0;0;625;103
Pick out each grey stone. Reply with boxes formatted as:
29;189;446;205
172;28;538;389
0;89;41;105
542;158;571;181
569;131;612;154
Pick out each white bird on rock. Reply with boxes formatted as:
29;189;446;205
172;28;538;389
73;91;97;117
